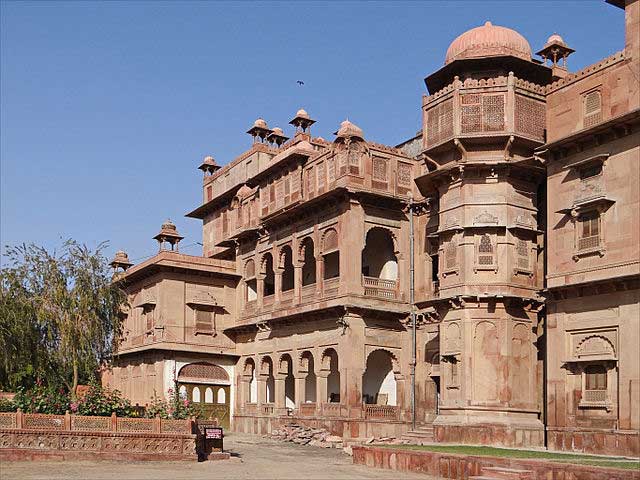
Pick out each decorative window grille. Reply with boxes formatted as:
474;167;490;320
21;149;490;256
516;238;530;270
445;239;457;270
291;171;300;193
261;188;268;209
584;90;602;128
578;211;601;251
372;157;388;182
284;176;290;196
478;234;495;266
327;157;336;183
275;179;284;208
461;94;482;133
322;229;339;252
426;98;454;145
338;150;348;176
306;168;315;195
515;95;545;140
482;94;505;132
269;183;275;203
583;364;608;404
317;162;325;188
397;162;412;187
206;185;213;202
348;145;361;175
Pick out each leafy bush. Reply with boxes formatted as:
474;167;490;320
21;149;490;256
13;382;69;414
74;382;133;417
0;397;16;412
145;382;200;420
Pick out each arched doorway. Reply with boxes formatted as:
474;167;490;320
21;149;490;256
362;350;398;406
178;362;231;429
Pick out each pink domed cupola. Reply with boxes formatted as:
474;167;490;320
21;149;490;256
445;21;532;65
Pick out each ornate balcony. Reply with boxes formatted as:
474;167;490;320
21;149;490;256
299;403;317;417
363;405;399;420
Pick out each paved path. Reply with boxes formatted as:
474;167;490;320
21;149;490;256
1;433;434;480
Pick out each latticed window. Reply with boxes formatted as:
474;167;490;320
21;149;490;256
397;162;412;187
478;234;495;266
515;94;545;140
317;162;325;188
372;157;388;182
578;211;600;250
445;239;457;270
426;98;454;145
584;90;602;128
291;171;300;193
327;157;336;183
306;168;315;195
143;306;155;331
348;147;361;175
275;179;284;208
516;238;529;270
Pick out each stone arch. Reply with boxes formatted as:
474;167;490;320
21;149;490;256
259;355;273;376
244;259;256;278
178;362;230;383
279;245;294;292
362;227;399;280
321;348;340;403
243;357;256;377
299;351;317;403
297;236;315;261
278;353;293;375
321;228;339;253
298;350;314;374
299;237;316;286
320;347;339;371
576;335;616;358
364;225;399;254
473;321;499;401
260;252;275;296
278;353;295;408
363;349;399;406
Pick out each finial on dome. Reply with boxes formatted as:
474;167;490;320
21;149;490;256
485;21;492;26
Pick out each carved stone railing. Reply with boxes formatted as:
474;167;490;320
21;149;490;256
363;405;399;420
261;403;275;416
280;289;294;306
263;294;275;307
244;403;258;415
321;403;344;418
300;284;316;302
0;410;192;435
363;276;398;299
583;390;607;403
299;403;317;417
323;277;340;297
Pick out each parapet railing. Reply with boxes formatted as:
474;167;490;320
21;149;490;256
0;409;192;435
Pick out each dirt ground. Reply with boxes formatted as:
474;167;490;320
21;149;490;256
0;433;434;480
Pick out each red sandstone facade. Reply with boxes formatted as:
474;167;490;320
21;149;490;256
104;0;640;456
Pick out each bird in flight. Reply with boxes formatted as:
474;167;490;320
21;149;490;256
296;80;305;86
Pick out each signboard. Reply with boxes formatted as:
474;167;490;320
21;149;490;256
205;427;223;440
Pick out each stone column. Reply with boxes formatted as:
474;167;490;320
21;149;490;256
316;255;324;296
294;265;302;303
257;376;267;407
316;372;329;405
257;276;264;309
274;375;286;414
294;375;306;409
274;270;283;303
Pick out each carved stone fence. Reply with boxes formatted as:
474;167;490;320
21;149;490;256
0;410;196;461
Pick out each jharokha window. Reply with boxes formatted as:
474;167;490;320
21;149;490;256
582;364;610;407
578;211;601;251
474;233;497;272
195;308;216;335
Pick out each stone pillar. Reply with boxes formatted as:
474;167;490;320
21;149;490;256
316;255;324;296
257;376;267;406
316;372;329;405
294;265;302;303
257;276;264;308
294;375;306;409
274;270;283;303
274;376;286;414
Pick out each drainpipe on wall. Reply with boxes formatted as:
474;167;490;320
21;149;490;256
409;195;417;432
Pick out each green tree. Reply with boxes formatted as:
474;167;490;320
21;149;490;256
0;240;127;398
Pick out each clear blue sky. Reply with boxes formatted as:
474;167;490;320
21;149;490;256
0;1;625;264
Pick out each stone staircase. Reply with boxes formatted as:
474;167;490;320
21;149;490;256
469;467;535;480
400;424;435;445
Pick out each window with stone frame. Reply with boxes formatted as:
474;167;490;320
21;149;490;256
577;210;601;251
474;233;497;272
142;305;155;333
582;364;609;406
317;161;325;189
327;157;336;184
397;162;412;187
583;89;602;128
194;307;216;334
514;236;532;274
372;157;388;182
443;235;458;275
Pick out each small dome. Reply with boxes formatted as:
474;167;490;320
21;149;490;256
336;119;364;139
445;21;532;65
295;108;309;119
253;118;268;128
545;33;566;46
271;127;285;136
202;155;217;165
161;219;177;231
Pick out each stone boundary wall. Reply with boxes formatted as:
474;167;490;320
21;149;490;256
547;428;639;457
0;411;196;461
352;446;640;480
233;413;410;440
